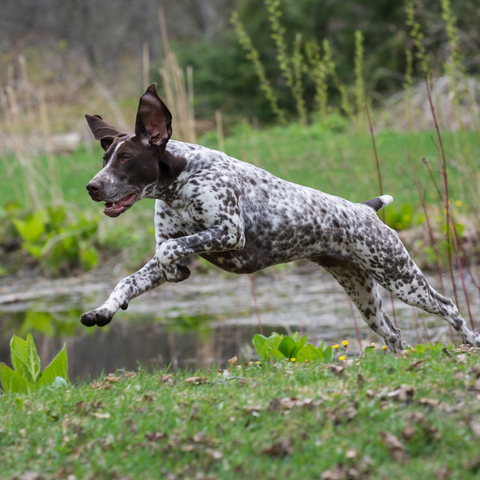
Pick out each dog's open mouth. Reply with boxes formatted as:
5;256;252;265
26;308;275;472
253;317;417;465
103;193;137;217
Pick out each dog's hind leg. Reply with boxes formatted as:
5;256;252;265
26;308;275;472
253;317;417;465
311;255;406;352
80;258;165;327
370;260;480;347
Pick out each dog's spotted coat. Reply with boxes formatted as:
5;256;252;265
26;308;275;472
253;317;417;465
81;84;480;351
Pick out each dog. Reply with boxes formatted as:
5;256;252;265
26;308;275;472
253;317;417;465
81;83;480;351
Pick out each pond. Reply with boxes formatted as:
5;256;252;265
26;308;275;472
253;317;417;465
1;262;479;382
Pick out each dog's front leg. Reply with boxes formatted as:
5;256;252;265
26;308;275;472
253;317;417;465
156;225;244;282
80;258;165;327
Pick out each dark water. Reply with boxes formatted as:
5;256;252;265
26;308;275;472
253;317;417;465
1;264;479;381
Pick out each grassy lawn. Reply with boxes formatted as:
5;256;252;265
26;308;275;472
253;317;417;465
2;343;480;479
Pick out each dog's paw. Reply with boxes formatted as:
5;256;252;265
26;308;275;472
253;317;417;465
161;263;191;283
80;308;114;327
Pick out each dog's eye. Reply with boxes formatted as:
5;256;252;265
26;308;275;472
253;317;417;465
121;156;130;163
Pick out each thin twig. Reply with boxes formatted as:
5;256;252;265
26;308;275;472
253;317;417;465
347;297;362;351
248;274;263;335
365;101;398;327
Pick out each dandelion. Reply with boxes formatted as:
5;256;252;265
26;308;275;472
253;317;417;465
342;340;349;347
455;200;462;207
333;344;339;350
339;355;346;361
255;361;261;364
382;346;387;351
291;358;296;362
305;359;309;362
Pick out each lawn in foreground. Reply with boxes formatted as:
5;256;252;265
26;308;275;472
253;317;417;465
1;343;480;479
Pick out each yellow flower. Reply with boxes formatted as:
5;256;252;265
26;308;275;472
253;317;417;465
255;361;261;364
455;200;462;207
382;346;387;350
333;345;339;350
342;340;349;347
339;355;346;361
304;359;309;363
371;343;376;348
291;358;296;362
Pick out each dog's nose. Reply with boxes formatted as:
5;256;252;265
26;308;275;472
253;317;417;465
86;180;102;194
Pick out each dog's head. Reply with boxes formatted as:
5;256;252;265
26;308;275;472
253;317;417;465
85;84;174;217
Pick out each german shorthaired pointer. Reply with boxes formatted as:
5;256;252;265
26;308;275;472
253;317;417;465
81;83;480;351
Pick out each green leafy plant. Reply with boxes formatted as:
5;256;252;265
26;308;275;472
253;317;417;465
10;205;100;274
0;334;68;394
253;332;334;363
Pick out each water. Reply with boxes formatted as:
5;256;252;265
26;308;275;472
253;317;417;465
1;263;478;381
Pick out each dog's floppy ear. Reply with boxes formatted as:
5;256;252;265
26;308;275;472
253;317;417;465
135;83;172;152
85;114;125;151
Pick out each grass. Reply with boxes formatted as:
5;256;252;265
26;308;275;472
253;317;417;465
2;343;480;479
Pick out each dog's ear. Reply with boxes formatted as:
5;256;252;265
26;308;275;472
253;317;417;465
135;83;172;152
85;114;125;151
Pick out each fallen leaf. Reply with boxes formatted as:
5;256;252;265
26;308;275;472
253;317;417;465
402;426;416;440
14;472;40;480
435;467;451;480
193;431;207;443
345;448;357;459
160;374;173;384
379;431;405;461
189;402;199;421
184;376;206;385
469;421;480;438
145;432;167;442
419;398;440;408
330;365;344;376
453;370;464;379
228;356;238;368
262;438;293;457
407;359;425;371
386;385;415;402
205;448;223;460
463;456;480;471
93;412;111;419
180;444;195;452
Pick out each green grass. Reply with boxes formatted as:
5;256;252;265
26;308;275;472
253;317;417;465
2;344;480;479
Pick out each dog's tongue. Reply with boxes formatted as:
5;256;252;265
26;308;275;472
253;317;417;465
103;193;136;215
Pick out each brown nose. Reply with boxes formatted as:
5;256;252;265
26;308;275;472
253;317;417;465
86;180;102;194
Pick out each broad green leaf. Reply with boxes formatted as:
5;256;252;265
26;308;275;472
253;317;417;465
271;349;285;359
80;246;99;271
296;344;322;362
25;333;42;383
277;336;296;359
12;210;46;242
46;205;66;226
322;346;334;363
37;345;68;388
0;363;34;394
252;334;267;356
10;336;33;383
291;335;308;358
291;331;299;342
19;312;55;337
23;242;43;260
10;335;27;365
261;335;283;359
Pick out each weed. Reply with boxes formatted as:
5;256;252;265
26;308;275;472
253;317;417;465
0;334;68;394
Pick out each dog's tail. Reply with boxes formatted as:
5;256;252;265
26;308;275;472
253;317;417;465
361;194;393;212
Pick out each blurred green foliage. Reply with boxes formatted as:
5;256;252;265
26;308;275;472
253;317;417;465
170;0;479;124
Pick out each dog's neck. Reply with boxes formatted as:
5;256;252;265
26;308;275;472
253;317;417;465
145;147;189;203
